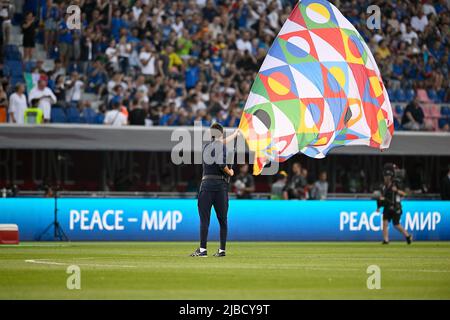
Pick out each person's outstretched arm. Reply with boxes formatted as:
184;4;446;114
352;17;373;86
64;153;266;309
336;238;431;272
221;129;240;145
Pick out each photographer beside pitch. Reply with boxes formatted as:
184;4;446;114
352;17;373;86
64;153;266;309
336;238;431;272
376;163;412;245
191;123;240;257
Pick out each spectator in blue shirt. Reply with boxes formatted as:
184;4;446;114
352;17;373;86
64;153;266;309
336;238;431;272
111;8;124;41
159;104;178;126
87;60;108;96
210;52;223;73
58;18;73;67
185;59;200;90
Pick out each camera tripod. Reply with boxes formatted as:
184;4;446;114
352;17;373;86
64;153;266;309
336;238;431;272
36;188;68;241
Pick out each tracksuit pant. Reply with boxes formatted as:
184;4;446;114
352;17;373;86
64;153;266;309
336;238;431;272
197;188;228;251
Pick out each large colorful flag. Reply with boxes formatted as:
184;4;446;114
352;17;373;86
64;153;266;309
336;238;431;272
239;0;394;175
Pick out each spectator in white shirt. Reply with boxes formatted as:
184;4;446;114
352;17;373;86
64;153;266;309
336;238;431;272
107;73;128;101
387;11;400;33
247;3;261;29
139;42;157;77
28;80;57;122
132;0;143;21
422;0;437;16
8;83;28;124
104;101;128;126
208;16;222;39
66;72;84;106
267;3;280;30
411;8;429;33
134;75;149;96
236;31;253;54
117;35;132;74
401;25;419;44
196;0;207;8
172;15;184;37
191;94;207;113
105;39;119;71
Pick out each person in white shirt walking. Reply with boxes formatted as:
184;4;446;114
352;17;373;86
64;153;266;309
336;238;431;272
28;80;57;123
104;100;128;126
8;83;28;124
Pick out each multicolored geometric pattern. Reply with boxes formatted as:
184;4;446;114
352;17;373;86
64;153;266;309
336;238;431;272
239;0;394;175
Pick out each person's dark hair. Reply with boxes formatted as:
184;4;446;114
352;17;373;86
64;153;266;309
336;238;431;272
210;122;223;139
31;98;40;107
383;162;395;177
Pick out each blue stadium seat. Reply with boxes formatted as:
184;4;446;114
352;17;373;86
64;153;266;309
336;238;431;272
427;89;438;102
12;13;23;26
95;113;105;124
12;61;23;76
49;46;59;60
24;61;36;73
3;45;22;61
47;79;55;91
394;117;401;130
405;89;415;102
66;106;81;123
441;106;450;116
4;61;23;77
395;104;404;116
438;118;449;129
395;89;406;102
11;76;24;87
81;107;97;124
437;90;445;103
50;106;67;123
387;88;396;102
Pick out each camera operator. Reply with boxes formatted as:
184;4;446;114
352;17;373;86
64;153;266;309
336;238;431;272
376;163;412;245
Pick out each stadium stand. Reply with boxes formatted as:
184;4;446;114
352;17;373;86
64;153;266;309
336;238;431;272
81;105;97;124
66;105;82;123
50;104;67;123
0;0;448;130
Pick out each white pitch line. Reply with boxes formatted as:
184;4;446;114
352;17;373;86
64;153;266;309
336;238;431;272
25;259;136;268
25;259;66;266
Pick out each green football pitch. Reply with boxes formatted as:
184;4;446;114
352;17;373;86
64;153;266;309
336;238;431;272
0;241;449;299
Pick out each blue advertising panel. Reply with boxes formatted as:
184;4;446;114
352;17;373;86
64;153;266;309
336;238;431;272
0;198;55;240
0;198;449;241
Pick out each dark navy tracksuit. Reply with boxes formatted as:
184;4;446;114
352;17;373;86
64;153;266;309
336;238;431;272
198;139;229;250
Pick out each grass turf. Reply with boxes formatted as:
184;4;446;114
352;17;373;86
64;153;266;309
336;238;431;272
0;241;449;299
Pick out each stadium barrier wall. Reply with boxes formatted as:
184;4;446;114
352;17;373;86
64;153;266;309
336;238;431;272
1;124;450;156
0;198;449;241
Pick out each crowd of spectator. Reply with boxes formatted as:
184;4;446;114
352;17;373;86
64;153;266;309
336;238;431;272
0;0;448;130
269;162;329;200
230;162;329;200
342;0;450;131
